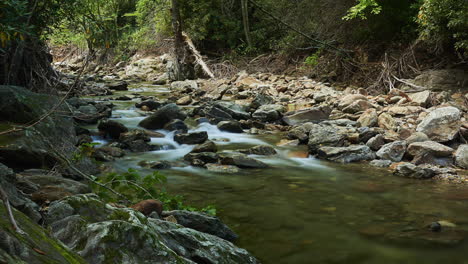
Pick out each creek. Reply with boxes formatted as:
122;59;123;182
86;84;468;264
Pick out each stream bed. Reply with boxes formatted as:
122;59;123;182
86;84;468;264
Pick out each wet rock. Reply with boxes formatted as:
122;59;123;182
163;119;188;133
238;145;277;156
135;100;162;111
131;199;163;217
139;160;172;169
282;106;331;125
317;145;375;163
393;162;435;179
220;153;269;168
378;113;397;131
162;210;238;241
184;152;219;166
416;106;461;142
119;130;155;152
287;126;309;143
213;102;251;120
139;103;187;129
217;120;243;133
191;140;217;153
366;134;385;151
97;120;128;139
205;163;240;173
92;146;125;161
370;159;392;168
307;124;346;154
376;141;406;162
455;144;468;169
171;80;198;91
407;141;454;158
429;222;442;232
252;108;281;122
174;131;208;145
107;81;128;91
357;109;378;127
406;132;430;145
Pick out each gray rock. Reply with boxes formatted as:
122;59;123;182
357;109;378;127
164;119;188;133
366;134;385;151
455;144;468;169
217;120;243;133
370;159;392;168
174;131;208;145
282;106;332;125
171;80;198;91
139;103;187;129
97;120;128;139
184;152;219;166
394;163;435;179
409;90;431;107
376;141;407;162
135;100;162;111
162;210;238;241
119;130;155;152
238;145;277;156
416;107;461;142
407;141;454;157
205;164;240;173
250;94;274;110
307;124;346;154
252;109;281;122
317;145;375;163
17;170;90;195
342;100;373;114
406;132;430;145
107;81;128;91
220;153;269;168
191;141;217;153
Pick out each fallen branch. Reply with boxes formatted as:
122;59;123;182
0;186;25;235
182;32;215;78
392;75;428;92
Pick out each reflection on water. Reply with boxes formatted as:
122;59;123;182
94;85;468;264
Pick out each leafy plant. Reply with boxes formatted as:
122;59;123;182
92;168;216;215
73;142;99;161
304;50;322;68
343;0;382;20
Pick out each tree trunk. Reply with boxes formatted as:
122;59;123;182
241;0;252;48
171;0;186;81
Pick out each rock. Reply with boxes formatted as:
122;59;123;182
176;95;192;105
386;106;425;116
366;134;385;151
174;131;208;145
252;109;281;122
370;159;392;168
338;94;368;109
358;127;380;143
184;152;219;166
217;120;243;133
119;130;155;152
139;103;187;129
455;145;468;169
162;210;238;241
409;90;431;107
407;141;454;157
92;146;125;161
18;169;91;196
31;186;74;204
342;99;373;114
131;199;163;216
406;132;430;145
205;164;240;173
107;81;128;91
287;126;309;143
238;145;277;156
191;141;217;153
97;120;128;139
416;106;461;142
357;109;378;127
249;94;274;110
213;102;251;120
429;222;442;232
378;113;397;131
220;153;269;168
376;141;406;162
163;119;188;133
135;100;162;111
317;145;375;163
170;80;198;91
282;106;331;125
402;69;468;92
307;124;346;154
393;162;435;179
138;160;172;169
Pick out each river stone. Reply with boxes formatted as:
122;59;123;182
393;163;435;179
107;81;128;91
416;107;461;142
357;108;378;127
238;145;277;156
138;160;172;170
455;145;468;169
135;100;162;111
407;141;454;157
338;94;368;109
184;152;219;166
250;94;274;110
307;124;346;154
163;119;188;133
287;126;309;143
342;99;373;114
139;103;187;129
162;210;238;241
174;131;208;145
191;140;217;153
213;101;251;120
92;146;125;161
252;109;281;122
376;141;407;162
409;90;431;107
366;134;385;151
97;119;128;139
220;153;268;168
283;106;331;126
370;159;392;168
378;113;397;131
317;145;375;163
17;170;91;195
217;120;243;133
406;132;430;145
205;163;240;173
176;95;192;105
171;80;198;91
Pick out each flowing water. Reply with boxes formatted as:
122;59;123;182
87;85;468;264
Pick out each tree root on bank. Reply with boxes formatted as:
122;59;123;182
0;186;25;235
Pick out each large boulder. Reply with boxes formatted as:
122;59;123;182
416;107;461;142
402;69;468;92
407;141;454;158
376;141;407;162
174;131;208;145
317;145;375;163
282;106;332;126
139;103;187;130
307;124;347;154
97;120;128;139
455;145;468;169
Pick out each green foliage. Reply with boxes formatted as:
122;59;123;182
72;142;100;161
417;0;468;54
304;50;321;68
92;168;216;215
343;0;382;20
0;0;30;46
